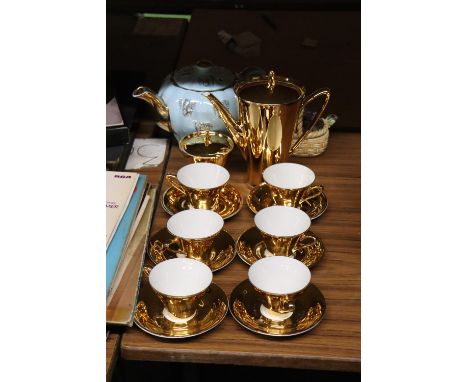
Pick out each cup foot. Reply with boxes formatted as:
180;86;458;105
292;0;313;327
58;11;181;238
263;248;295;258
259;305;293;321
162;308;197;323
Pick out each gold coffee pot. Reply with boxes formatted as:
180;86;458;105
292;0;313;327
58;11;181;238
203;71;330;184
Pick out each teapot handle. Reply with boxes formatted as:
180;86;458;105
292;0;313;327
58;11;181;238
289;88;331;154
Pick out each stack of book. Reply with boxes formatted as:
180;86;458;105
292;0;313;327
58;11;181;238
106;171;156;326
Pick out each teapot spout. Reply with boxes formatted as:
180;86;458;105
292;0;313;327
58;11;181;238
202;92;248;159
132;86;172;133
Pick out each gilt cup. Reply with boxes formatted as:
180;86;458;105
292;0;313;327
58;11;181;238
149;258;213;322
262;162;323;208
254;205;311;258
165;162;230;210
248;256;311;320
166;209;224;265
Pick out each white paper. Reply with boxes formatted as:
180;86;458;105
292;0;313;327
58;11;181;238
106;171;139;248
125;138;167;170
126;193;150;245
106;97;124;127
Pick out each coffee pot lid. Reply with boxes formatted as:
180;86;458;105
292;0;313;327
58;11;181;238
173;60;236;92
236;71;303;105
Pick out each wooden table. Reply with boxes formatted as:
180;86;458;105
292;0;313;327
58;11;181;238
121;131;361;372
106;333;121;382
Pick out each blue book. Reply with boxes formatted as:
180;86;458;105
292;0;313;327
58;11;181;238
106;174;147;296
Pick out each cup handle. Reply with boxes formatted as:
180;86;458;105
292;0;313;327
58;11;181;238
290;88;331;154
293;234;319;255
150;240;165;253
299;185;324;205
165;174;186;195
153;239;185;257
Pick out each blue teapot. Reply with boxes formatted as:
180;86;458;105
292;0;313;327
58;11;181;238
133;61;262;141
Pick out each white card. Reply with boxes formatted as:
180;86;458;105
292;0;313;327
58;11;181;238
125;138;168;170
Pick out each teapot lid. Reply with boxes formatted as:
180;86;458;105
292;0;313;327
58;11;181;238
173;60;235;92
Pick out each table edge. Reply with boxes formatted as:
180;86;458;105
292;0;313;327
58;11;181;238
120;338;361;372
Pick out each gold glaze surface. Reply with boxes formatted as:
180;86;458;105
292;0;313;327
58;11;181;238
236;226;325;268
165;174;224;210
135;268;228;339
132;86;172;133
257;229;305;258
204;72;330;184
252;285;303;315
158;228;220;265
247;182;328;220
162;184;242;219
229;280;326;337
178;131;234;166
149;228;236;271
155;289;207;320
266;183;323;208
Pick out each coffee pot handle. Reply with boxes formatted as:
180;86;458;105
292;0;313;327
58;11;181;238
289;88;331;153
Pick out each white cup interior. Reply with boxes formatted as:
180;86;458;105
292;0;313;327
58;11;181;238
149;258;213;297
167;209;224;239
263;163;315;189
248;256;311;295
177;162;230;189
254;206;311;237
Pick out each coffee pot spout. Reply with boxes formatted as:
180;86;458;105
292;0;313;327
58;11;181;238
202;92;248;160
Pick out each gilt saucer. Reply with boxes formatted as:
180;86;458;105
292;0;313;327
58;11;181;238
162;184;243;219
134;267;228;339
236;226;325;268
247;183;328;220
148;228;236;272
229;280;326;337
